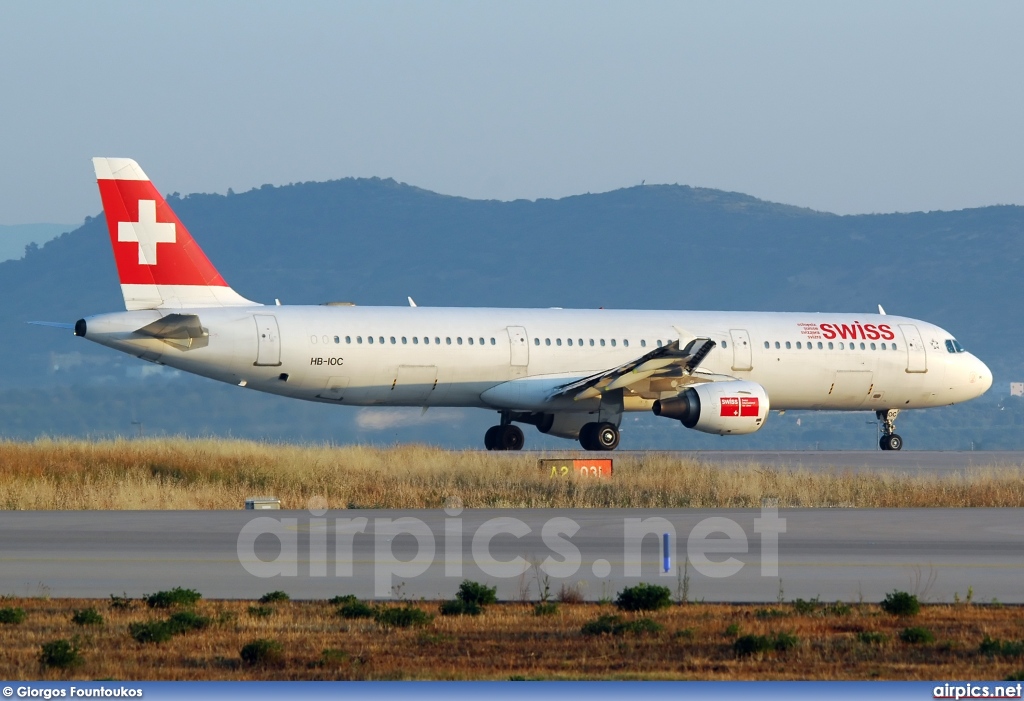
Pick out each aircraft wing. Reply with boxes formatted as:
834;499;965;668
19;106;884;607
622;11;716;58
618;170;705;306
550;337;717;401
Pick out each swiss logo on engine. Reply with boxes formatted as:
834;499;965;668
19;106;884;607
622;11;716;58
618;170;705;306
720;396;760;417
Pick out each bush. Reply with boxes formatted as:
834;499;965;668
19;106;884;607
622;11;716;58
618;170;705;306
71;607;103;626
980;636;1024;657
39;638;83;669
881;591;920;617
456;580;497;607
374;606;433;628
248;605;274;619
755;608;789;619
823;602;852;617
109;593;133;610
240;639;284;667
899;626;935;644
792;597;821;615
128;621;174;644
557;583;584;604
857;631;889;645
337;600;375;619
615;583;672;612
329;594;359;606
581;614;620;636
166;610;211;633
734;632;799;656
259;591;290;604
0;607;26;624
534;602;559;617
145;587;202;609
439;599;482;616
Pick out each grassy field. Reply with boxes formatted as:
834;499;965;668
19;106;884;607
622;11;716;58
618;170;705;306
1;594;1023;680
1;439;1023;510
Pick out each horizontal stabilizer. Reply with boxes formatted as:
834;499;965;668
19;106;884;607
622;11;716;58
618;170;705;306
135;313;209;350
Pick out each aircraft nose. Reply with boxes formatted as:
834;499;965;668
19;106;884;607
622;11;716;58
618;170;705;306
971;355;992;396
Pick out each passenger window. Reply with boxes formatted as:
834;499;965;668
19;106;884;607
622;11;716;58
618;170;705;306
764;341;769;349
880;342;886;350
556;339;562;346
357;336;362;344
578;339;583;346
567;339;573;346
827;342;833;350
611;339;617;347
785;341;791;349
434;337;440;344
590;339;595;347
310;335;317;344
334;336;340;344
656;340;663;348
323;336;329;344
457;337;463;345
490;338;496;345
545;338;551;346
859;342;865;350
468;337;474;345
642;340;648;348
345;336;351;344
423;337;429;345
623;339;629;347
600;339;606;347
796;341;802;349
413;337;418;344
368;336;374;344
445;337;451;345
892;343;898;351
534;338;540;345
722;341;728;349
838;342;844;349
870;343;876;350
380;336;385;344
390;336;396;344
817;342;823;349
480;338;485;345
774;341;780;349
402;336;408;344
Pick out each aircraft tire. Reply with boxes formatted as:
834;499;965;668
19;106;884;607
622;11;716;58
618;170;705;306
579;423;598;451
880;434;903;451
498;425;525;451
594;422;620;451
484;426;499;451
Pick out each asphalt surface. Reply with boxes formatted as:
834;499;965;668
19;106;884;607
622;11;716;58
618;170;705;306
1;509;1021;603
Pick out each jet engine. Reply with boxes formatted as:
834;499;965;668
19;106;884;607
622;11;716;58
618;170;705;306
652;380;770;435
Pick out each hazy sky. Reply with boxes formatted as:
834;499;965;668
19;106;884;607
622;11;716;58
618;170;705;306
2;1;1023;224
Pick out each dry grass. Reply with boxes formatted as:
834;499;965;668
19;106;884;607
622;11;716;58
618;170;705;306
1;439;1023;510
1;596;1022;680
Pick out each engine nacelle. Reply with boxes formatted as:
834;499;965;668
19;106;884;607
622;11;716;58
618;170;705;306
652;380;770;435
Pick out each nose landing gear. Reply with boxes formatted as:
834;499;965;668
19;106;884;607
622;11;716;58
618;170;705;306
877;409;903;451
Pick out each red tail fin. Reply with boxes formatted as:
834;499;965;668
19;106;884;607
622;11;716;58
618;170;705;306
93;158;257;311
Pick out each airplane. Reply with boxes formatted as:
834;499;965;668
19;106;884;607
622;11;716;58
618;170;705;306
57;158;992;451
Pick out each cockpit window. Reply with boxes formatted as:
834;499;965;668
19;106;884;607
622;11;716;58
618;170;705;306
945;339;966;354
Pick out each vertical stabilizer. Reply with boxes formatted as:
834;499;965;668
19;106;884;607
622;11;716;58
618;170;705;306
92;157;258;311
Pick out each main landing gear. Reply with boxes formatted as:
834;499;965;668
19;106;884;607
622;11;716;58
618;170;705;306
578;422;620;451
877;409;903;451
484;413;525;451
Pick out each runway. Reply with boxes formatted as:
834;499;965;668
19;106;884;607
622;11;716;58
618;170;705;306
1;509;1021;603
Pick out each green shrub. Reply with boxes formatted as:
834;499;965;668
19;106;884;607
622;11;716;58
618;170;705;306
980;636;1024;657
725;623;742;636
534;602;559;617
581;614;621;636
439;599;482;616
456;580;497;607
71;607;103;626
248;605;274;618
374;605;433;628
240;639;285;666
899;626;935;644
792;597;821;615
734;632;799;656
0;607;26;624
259;591;290;604
128;621;174;644
145;587;202;609
823;602;852;617
616;618;663;636
857;631;889;645
329;594;359;606
880;591;920;617
755;608;789;619
615;583;672;612
167;610;211;633
337;600;375;619
39;638;83;669
734;634;774;656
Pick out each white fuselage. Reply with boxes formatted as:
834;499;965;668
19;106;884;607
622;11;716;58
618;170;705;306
80;305;992;415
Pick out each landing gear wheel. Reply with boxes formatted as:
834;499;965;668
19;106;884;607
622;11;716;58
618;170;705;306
579;423;598;451
484;426;500;451
497;424;525;451
594;422;620;451
880;433;903;451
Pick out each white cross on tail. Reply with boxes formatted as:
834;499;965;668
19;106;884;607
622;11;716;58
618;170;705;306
118;200;176;265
